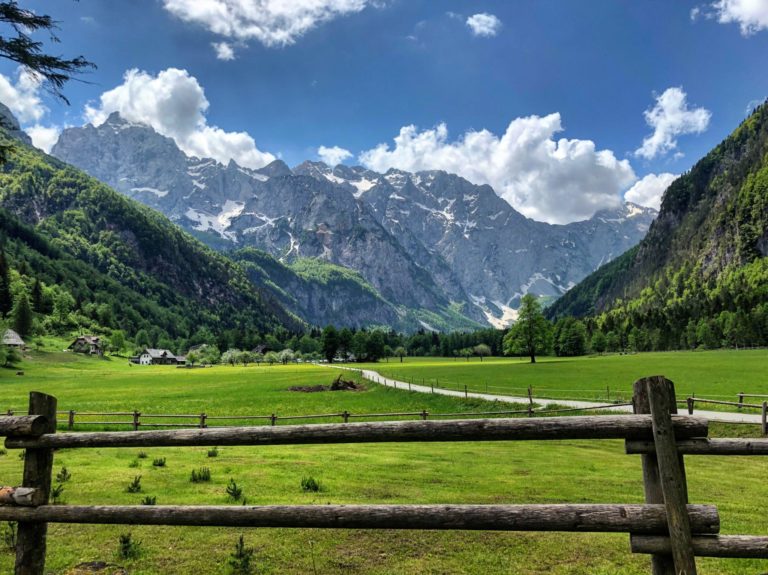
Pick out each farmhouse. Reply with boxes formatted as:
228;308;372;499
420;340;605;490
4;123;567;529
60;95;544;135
134;348;185;365
1;329;25;348
68;335;103;356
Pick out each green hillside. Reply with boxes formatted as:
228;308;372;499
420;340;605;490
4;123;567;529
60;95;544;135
0;129;301;351
548;100;768;350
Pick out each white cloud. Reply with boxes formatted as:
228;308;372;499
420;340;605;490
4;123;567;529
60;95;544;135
162;0;375;48
466;13;502;37
0;68;47;124
318;145;352;166
359;114;637;225
212;41;236;60
624;172;678;210
25;124;61;153
635;87;711;160
711;0;768;35
84;67;275;169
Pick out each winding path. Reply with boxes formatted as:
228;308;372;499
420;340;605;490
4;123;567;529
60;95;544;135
327;365;764;425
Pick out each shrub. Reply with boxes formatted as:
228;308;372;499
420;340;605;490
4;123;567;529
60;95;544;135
226;478;243;501
228;534;255;575
55;466;72;483
0;449;6;456
141;496;156;506
137;451;148;459
126;476;142;493
152;457;166;468
118;532;141;559
1;522;17;551
191;467;211;483
300;476;321;492
50;484;65;504
207;447;219;458
128;459;139;468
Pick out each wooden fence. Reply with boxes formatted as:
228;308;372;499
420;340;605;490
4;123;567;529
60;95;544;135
1;376;767;574
683;395;768;434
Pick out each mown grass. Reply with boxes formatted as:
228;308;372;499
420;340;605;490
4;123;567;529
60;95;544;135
0;351;764;573
363;350;768;405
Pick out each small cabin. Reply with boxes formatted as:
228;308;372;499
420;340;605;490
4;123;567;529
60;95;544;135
134;348;184;366
68;335;103;356
2;329;25;348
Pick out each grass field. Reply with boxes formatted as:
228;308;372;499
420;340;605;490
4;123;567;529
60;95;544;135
363;350;768;405
0;350;765;574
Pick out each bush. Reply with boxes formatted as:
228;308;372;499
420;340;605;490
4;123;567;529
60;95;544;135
191;467;211;483
207;447;219;458
141;496;156;505
0;449;6;456
126;476;142;493
137;451;148;459
118;532;141;559
226;478;243;501
228;534;255;575
55;466;71;483
128;459;139;468
50;484;65;504
152;457;166;468
300;476;321;492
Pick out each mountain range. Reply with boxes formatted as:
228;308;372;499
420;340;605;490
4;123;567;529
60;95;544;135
52;112;656;329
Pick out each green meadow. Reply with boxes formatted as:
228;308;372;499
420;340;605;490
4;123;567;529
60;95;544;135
0;350;765;574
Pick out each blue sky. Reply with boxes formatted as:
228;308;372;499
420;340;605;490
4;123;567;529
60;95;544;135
1;0;767;223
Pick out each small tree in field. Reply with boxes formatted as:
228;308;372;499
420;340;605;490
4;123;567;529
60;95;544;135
503;294;552;363
394;346;407;363
474;343;491;362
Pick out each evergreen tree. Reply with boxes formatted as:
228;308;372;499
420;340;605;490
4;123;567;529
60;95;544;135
30;277;43;312
0;244;11;317
321;325;339;363
11;290;32;336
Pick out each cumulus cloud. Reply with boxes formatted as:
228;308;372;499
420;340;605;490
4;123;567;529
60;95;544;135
212;41;236;60
635;87;711;160
711;0;768;35
0;68;47;124
466;13;502;37
162;0;375;48
623;172;678;210
359;114;637;224
84;67;275;169
26;124;61;153
318;145;352;166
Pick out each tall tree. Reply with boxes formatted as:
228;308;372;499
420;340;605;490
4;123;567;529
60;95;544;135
503;294;552;363
0;244;11;316
11;290;32;336
321;325;339;363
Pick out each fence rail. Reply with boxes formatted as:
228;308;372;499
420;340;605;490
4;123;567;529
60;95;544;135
1;378;768;575
684;396;768;434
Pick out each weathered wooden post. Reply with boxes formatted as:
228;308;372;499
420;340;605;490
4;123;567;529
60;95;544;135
199;413;207;429
421;410;428;421
342;411;350;424
646;376;697;575
132;410;140;431
738;393;744;410
15;391;57;575
632;378;676;575
270;413;277;426
686;397;694;415
67;410;75;430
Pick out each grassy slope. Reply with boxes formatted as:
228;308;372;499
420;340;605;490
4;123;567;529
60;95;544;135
0;352;764;574
361;351;768;403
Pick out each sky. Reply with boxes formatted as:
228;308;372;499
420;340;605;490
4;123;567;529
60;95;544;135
0;0;767;224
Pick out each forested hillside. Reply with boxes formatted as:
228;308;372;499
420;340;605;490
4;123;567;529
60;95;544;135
0;127;300;352
548;101;768;350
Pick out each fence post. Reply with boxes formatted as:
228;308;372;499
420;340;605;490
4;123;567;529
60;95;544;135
68;410;75;431
738;392;744;410
762;402;767;436
199;413;207;429
421;410;428;421
15;391;57;575
632;378;676;575
342;411;349;424
686;397;694;415
527;386;533;405
132;410;140;431
270;413;277;426
645;376;697;575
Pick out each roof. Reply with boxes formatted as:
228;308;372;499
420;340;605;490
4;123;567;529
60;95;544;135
2;329;24;346
70;335;102;345
142;348;177;359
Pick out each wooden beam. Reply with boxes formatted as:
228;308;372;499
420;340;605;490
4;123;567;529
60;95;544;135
646;376;697;575
626;438;768;456
631;535;768;558
0;416;48;437
0;487;40;507
633;377;676;575
15;392;57;575
0;503;720;533
4;415;709;450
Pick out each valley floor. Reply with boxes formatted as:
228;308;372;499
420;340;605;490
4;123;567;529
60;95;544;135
0;350;765;574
